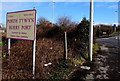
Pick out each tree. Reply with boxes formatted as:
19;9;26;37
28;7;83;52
37;17;48;25
68;17;90;60
56;16;73;29
100;25;114;35
77;17;90;43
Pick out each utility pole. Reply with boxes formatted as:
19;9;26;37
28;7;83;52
89;0;94;61
52;0;55;27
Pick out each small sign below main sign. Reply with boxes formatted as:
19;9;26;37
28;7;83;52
6;9;36;40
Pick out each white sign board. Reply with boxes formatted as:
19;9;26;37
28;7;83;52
6;10;36;40
103;32;106;34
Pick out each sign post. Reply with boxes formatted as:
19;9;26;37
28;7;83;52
113;24;117;32
8;38;11;56
6;9;36;78
32;39;36;79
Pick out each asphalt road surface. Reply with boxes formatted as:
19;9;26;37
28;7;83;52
69;35;120;80
96;35;120;47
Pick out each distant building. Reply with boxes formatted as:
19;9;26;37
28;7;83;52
0;23;5;28
0;23;5;33
0;30;5;33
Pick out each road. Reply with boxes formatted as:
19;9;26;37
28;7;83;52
69;35;120;80
94;35;120;79
96;35;120;47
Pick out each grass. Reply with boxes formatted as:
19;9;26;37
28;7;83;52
50;55;88;79
110;32;119;35
49;43;100;80
99;34;110;38
70;58;82;65
49;54;89;80
0;41;5;46
0;42;2;46
2;53;8;58
99;32;119;38
48;46;91;79
49;59;74;79
93;43;100;54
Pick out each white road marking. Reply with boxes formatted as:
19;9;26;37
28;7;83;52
103;38;109;39
115;37;118;39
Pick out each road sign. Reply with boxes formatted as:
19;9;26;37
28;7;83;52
6;9;37;79
113;24;116;28
6;10;36;40
103;32;106;34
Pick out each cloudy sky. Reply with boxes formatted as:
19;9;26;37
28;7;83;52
0;0;119;26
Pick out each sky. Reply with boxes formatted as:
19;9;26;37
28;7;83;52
0;1;119;27
0;0;119;2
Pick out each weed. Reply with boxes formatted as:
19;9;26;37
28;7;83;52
2;52;8;58
49;59;74;79
93;43;100;54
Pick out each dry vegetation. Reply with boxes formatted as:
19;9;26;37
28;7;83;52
2;17;101;79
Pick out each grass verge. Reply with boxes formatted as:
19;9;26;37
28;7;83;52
49;59;74;79
93;43;100;54
49;43;100;80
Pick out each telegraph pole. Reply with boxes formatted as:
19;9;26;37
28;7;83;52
89;0;94;61
52;0;55;27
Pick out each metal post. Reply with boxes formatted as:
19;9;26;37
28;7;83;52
32;39;36;79
32;7;36;79
115;11;117;32
89;0;94;61
114;27;116;32
65;32;68;60
8;38;11;56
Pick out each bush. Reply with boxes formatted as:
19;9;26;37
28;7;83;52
36;23;55;39
45;26;64;39
94;25;114;38
77;17;89;43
